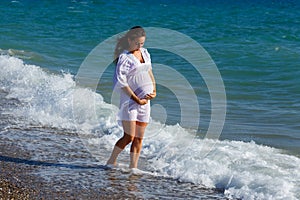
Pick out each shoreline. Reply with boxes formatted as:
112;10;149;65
0;155;135;199
0;142;113;199
0;139;228;200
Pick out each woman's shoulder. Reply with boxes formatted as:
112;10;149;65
141;47;149;54
141;47;151;61
118;50;131;62
119;50;130;57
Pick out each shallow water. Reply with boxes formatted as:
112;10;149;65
0;56;300;199
1;0;300;199
0;92;226;199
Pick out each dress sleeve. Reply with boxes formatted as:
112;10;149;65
114;54;130;88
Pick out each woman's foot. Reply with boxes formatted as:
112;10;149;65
106;159;117;167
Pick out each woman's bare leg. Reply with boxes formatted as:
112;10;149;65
129;121;147;168
106;121;136;166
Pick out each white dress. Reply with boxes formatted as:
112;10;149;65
113;48;153;123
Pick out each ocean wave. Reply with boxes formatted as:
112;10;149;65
0;48;41;60
0;55;299;200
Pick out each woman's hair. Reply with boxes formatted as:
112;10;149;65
114;26;146;64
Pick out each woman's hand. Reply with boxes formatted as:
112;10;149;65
145;91;156;100
137;98;148;105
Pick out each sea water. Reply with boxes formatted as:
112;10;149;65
1;1;300;199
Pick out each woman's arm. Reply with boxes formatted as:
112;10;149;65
145;69;156;100
121;86;148;105
149;69;156;92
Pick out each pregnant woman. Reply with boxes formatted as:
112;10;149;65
107;26;156;168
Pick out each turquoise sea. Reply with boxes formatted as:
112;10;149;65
1;0;300;199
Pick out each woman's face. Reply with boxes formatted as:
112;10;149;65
128;36;146;52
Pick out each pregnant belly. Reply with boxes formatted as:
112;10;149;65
128;73;153;98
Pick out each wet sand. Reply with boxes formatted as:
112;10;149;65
0;139;228;200
0;141;111;199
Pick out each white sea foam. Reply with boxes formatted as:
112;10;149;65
0;55;118;131
0;55;299;200
143;137;300;200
